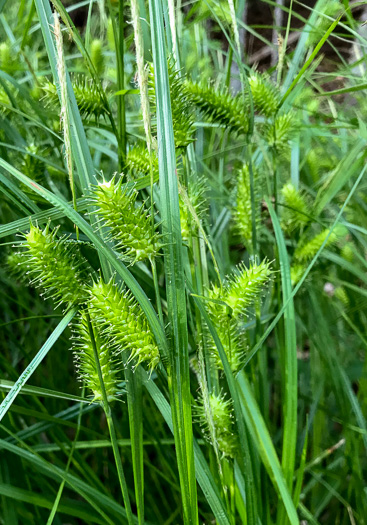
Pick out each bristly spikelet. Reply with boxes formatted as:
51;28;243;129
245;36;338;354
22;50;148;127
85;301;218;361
71;309;119;403
41;77;109;120
234;164;260;245
265;112;298;154
19;223;89;307
248;71;280;117
90;177;160;263
149;61;196;150
281;182;311;233
224;260;273;317
294;225;347;263
125;145;159;179
184;80;249;136
89;277;160;371
196;392;238;458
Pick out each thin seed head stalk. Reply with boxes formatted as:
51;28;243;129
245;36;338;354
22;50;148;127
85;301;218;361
90;176;161;263
53;14;78;237
17;223;89;308
89;276;160;371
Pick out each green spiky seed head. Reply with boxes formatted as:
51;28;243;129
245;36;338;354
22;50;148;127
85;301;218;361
73;77;108;120
180;178;207;241
197;392;238;458
89;277;160;371
290;264;305;286
248;71;280;117
207;260;272;372
294;225;347;263
184;80;249;136
265;112;298;154
281;182;311;233
234;164;260;245
224;260;273;317
334;286;349;306
307;1;341;47
21;144;45;184
72;309;120;403
90;177;160;263
0;42;12;73
19;223;89;307
341;243;354;263
90;39;104;76
125;145;159;179
149;61;196;150
41;78;109;120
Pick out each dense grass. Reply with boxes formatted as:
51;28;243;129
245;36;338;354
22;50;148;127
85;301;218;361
0;0;367;523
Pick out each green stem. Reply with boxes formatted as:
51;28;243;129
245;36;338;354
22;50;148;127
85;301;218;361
118;0;126;160
106;0;126;166
150;257;164;325
86;313;134;525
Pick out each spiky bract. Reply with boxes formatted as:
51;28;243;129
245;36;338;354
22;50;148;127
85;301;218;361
248;71;280;117
89;278;160;370
196;392;238;458
184;80;249;136
281;182;311;233
19;223;89;307
72;309;119;403
234;164;259;245
90;177;160;263
294;225;347;263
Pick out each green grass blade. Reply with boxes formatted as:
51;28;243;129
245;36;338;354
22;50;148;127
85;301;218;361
280;14;341;106
0;483;107;525
148;0;197;522
0;307;78;422
236;371;299;524
267;200;298;525
0;380;95;404
143;372;232;525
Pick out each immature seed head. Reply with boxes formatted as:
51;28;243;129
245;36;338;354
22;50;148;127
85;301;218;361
72;308;120;403
196;392;238;458
89;277;160;371
90;177;161;263
18;223;89;308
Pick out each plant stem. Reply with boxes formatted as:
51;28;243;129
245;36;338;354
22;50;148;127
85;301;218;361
86;313;134;525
